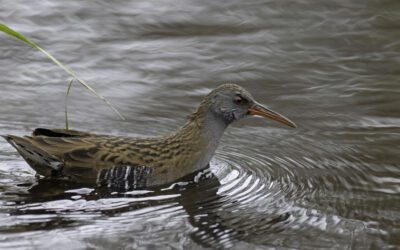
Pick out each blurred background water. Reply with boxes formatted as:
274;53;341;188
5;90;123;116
0;0;399;249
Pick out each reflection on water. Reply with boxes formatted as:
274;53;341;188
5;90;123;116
1;0;399;249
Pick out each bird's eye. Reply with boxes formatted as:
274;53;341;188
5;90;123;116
233;95;248;105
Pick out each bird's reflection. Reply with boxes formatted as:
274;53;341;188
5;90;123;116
167;169;291;248
15;168;290;249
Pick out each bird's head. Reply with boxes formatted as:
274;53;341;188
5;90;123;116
203;83;296;128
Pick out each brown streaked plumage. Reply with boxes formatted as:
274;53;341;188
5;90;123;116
2;83;296;189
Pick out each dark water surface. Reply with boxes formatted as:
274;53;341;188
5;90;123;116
1;1;399;249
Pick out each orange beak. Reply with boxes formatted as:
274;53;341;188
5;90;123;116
248;103;296;128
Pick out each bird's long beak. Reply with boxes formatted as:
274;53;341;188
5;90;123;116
248;102;296;128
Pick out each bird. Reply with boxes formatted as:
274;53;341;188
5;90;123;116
2;83;296;190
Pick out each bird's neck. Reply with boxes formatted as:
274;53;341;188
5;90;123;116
170;105;228;172
145;105;229;186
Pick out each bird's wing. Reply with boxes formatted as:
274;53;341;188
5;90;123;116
4;128;162;186
25;134;129;179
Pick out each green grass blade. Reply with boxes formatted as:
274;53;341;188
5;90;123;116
0;23;36;47
65;79;74;130
0;23;125;120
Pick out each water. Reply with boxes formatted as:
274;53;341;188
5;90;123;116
0;0;399;249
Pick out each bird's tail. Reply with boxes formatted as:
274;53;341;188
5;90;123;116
2;135;64;177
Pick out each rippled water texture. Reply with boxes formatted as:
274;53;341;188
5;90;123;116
1;0;399;249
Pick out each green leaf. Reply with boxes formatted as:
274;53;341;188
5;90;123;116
0;23;125;120
0;23;37;48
